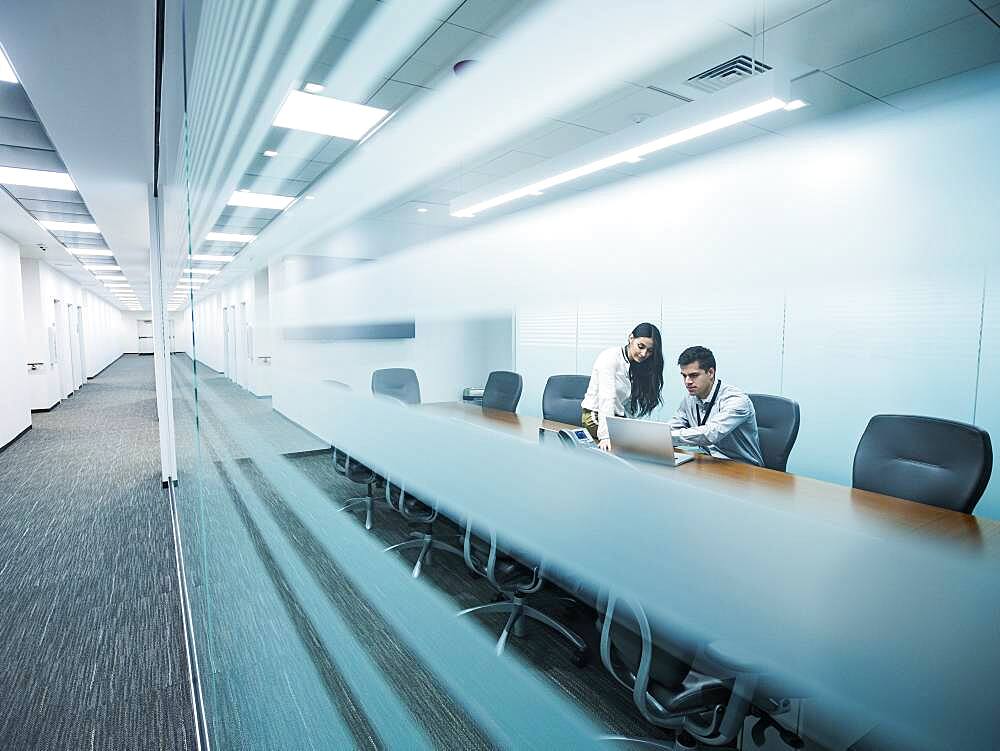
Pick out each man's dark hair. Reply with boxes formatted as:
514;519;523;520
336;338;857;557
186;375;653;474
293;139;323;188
678;346;716;372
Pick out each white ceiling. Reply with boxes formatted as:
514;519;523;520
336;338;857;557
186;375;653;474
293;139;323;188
0;0;997;309
0;0;154;309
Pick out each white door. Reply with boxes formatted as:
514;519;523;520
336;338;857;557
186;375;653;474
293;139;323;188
223;307;232;376
54;299;72;397
77;306;87;380
138;319;154;354
68;304;82;389
227;306;237;383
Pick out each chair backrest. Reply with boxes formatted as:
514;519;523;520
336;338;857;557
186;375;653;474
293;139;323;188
852;414;993;514
482;370;523;412
542;375;591;426
371;368;421;405
748;394;800;472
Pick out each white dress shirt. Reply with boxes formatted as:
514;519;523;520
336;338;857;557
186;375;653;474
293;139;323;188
668;378;764;466
580;346;631;441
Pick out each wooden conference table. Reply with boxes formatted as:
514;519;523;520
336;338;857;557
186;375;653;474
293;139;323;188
420;401;1000;558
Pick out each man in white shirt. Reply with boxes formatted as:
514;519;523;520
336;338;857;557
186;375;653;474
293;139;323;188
668;346;764;466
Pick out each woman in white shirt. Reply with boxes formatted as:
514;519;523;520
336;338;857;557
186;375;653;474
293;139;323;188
580;322;664;451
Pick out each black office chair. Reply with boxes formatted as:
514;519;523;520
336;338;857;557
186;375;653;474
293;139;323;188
599;595;804;749
326;380;383;530
458;523;589;664
542;374;590;425
482;371;523;412
748;394;801;472
853;414;993;514
371;367;421;405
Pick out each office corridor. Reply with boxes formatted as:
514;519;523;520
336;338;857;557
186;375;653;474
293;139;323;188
0;355;194;750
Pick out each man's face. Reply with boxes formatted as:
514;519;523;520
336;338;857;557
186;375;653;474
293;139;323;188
680;362;715;400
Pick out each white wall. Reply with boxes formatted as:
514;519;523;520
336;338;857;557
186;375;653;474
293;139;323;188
0;233;30;447
19;257;129;409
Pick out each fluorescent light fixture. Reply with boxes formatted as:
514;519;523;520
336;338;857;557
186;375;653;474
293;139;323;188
39;220;100;233
227;190;295;210
191;254;235;262
304;195;315;201
272;90;388;140
206;231;256;243
416;207;428;213
94;275;126;281
0;167;77;191
451;73;789;218
67;248;113;257
183;269;219;275
263;150;278;158
303;82;325;94
784;99;808;111
0;48;17;83
84;264;121;271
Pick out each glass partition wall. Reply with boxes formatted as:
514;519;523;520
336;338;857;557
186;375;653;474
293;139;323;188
156;2;1000;749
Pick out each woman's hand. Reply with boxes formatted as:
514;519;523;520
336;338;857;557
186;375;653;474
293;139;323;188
599;439;611;452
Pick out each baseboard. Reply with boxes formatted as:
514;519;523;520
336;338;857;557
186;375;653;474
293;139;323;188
138;352;154;356
31;399;61;413
87;353;125;379
0;425;31;454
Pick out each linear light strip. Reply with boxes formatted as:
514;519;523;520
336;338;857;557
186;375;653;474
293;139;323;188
453;97;786;217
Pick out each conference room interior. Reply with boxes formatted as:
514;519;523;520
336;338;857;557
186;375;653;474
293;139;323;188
1;1;999;750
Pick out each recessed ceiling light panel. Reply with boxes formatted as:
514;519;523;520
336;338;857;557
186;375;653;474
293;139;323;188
272;90;388;140
0;167;77;191
227;191;295;210
40;220;100;233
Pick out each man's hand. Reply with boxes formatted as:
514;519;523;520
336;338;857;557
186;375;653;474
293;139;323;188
599;439;611;452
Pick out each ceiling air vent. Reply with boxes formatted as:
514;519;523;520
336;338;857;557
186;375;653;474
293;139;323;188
645;85;692;103
686;55;772;94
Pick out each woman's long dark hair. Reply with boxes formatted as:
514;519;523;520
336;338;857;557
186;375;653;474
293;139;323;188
626;322;664;418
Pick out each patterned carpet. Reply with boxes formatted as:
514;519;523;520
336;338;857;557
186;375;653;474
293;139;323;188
0;355;195;750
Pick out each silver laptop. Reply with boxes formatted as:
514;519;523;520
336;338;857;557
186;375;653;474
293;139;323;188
606;416;693;467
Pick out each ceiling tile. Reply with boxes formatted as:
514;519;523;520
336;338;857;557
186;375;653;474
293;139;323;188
0;117;52;150
243;153;309;181
219;205;281;221
437;170;500;193
392;57;441;88
368;79;423;110
762;0;982;71
330;1;379;42
0;83;37;121
752;70;888;131
261;128;333;162
566;86;686;134
214;215;270;232
0;144;64;171
450;0;527;34
412;23;485;67
474;149;548;177
523;123;606;158
5;185;83;202
20;198;89;215
412;187;462;205
826;13;1000;98
884;60;1000;110
312;34;353;66
236;175;311;196
719;0;833;35
31;209;95;223
312;138;353;163
294;161;329;181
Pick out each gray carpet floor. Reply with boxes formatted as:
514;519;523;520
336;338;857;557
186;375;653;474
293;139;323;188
167;354;674;750
0;355;195;750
